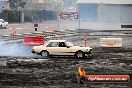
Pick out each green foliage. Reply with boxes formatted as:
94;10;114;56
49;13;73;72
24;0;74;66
0;0;27;23
8;10;21;23
8;0;17;10
8;0;27;10
18;1;26;8
0;10;20;23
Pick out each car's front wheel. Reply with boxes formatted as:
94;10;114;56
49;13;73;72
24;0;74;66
75;51;84;59
41;50;49;58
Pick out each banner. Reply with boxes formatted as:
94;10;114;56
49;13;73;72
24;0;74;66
85;75;130;83
59;12;79;20
24;36;44;45
100;38;122;47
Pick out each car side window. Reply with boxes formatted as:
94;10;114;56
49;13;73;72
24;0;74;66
58;42;67;47
47;42;58;47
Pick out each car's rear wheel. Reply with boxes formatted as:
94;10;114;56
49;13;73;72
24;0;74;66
75;51;84;59
41;50;49;58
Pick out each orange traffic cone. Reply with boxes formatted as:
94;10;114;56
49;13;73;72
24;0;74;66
12;27;16;36
11;27;16;40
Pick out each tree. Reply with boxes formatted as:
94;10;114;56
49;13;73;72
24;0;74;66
8;0;27;10
18;0;26;8
8;0;17;10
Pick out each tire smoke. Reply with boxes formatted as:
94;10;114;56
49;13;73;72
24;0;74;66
0;40;34;57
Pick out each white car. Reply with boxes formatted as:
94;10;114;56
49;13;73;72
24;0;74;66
32;40;92;58
0;19;8;29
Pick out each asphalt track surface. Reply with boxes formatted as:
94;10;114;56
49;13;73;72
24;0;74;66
0;34;132;88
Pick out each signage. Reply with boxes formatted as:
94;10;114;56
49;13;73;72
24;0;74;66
100;38;122;47
24;36;44;45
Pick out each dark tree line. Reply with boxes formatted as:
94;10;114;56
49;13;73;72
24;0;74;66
0;10;21;23
0;0;26;23
0;0;57;23
35;10;57;21
8;0;26;10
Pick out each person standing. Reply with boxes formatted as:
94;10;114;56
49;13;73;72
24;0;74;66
77;65;86;84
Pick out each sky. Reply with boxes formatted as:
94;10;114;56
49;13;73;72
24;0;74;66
77;0;132;4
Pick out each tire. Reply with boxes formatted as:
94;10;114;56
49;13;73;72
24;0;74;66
41;50;49;58
75;51;84;59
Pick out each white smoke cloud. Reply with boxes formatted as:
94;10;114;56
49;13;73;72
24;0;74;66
0;40;34;57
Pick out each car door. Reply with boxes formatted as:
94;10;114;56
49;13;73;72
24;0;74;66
56;42;73;55
46;41;73;55
46;42;59;55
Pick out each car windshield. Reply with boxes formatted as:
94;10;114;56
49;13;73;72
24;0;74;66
65;41;74;47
